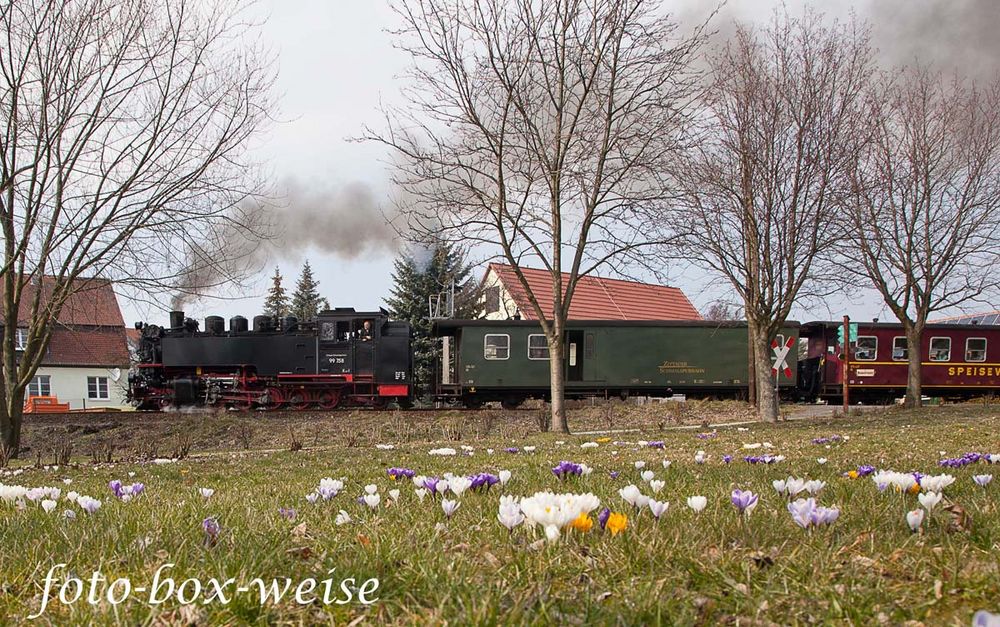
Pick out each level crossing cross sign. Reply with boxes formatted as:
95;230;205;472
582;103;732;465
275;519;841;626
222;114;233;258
771;336;794;379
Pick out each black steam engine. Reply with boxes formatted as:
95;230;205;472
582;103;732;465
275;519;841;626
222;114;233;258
129;308;412;410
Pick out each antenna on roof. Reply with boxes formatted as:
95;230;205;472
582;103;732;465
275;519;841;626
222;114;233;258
429;280;455;320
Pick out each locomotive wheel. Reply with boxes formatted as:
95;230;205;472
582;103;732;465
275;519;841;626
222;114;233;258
260;387;285;411
288;390;312;411
316;390;341;410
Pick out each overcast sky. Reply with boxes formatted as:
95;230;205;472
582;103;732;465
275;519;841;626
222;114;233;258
120;0;1000;327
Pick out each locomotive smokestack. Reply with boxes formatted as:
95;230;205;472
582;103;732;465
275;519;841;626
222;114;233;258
170;310;185;329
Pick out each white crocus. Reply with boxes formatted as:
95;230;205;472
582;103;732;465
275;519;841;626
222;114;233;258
414;488;428;502
634;461;646;470
497;496;524;530
648;499;670;519
498;470;512;485
649;480;665;494
441;499;461;517
686;496;707;513
388;489;400;502
906;508;925;531
199;488;214;499
363;493;381;509
640;470;655;482
41;499;57;513
335;510;352;525
662;460;672;469
364;484;378;495
448;476;473;497
619;484;643;507
804;480;826;495
918;491;942;512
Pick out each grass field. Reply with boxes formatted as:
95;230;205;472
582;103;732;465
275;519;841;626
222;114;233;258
2;404;1000;625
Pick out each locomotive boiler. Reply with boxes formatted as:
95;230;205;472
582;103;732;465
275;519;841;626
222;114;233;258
129;308;412;410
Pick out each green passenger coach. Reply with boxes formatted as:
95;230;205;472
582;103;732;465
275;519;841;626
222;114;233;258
432;320;800;408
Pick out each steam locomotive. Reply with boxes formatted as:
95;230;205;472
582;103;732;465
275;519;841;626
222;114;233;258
129;309;412;410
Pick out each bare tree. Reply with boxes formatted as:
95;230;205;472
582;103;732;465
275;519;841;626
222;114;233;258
672;9;873;421
367;0;707;432
0;0;275;453
844;67;1000;408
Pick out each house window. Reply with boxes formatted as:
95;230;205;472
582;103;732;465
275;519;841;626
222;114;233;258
27;375;50;397
528;334;549;360
854;336;877;361
484;286;501;314
14;328;28;350
929;337;951;362
484;334;509;360
892;336;907;361
966;338;987;362
87;376;110;400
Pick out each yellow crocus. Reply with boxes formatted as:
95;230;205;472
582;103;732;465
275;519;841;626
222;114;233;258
606;512;628;536
570;512;594;533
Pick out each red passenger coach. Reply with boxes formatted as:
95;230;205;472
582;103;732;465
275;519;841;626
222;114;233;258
798;320;1000;402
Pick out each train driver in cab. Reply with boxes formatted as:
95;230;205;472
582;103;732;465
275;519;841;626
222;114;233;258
360;320;374;341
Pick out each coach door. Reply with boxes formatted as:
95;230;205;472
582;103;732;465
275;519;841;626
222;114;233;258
354;319;375;376
566;330;584;382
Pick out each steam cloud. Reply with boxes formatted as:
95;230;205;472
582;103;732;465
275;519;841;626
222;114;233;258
170;178;400;309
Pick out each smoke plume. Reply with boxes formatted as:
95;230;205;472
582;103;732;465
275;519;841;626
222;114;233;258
170;178;400;309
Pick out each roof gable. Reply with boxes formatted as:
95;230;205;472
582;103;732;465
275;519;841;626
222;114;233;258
487;263;702;321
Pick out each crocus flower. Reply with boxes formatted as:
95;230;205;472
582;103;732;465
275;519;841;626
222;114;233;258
421;477;441;495
817;458;828;465
470;473;500;492
109;480;123;498
606;512;628;536
448;476;473;497
498;496;524;530
804;480;826;495
203;516;220;546
974;474;993;487
920;474;956;493
429;448;457;456
687;496;707;513
505;447;519;454
498;470;512;485
647;441;665;449
199;488;215;499
918;491;942;511
634;461;646;470
722;455;733;464
364;484;378;495
278;507;297;521
363;493;381;509
597;507;611;529
609;471;620;479
581;442;599;449
649;480;665;493
441;499;461;518
640;470;655;482
78;496;101;514
731;489;758;516
318;478;343;500
335;510;352;525
387;467;416;480
619;484;646;508
552;461;585;480
63;509;76;520
906;509;924;531
306;492;320;504
570;512;594;532
694;451;707;464
524;446;536;453
648;499;669;520
518;491;601;543
787;498;816;528
389;489;400;502
662;460;672;469
414;488;428;502
41;499;57;513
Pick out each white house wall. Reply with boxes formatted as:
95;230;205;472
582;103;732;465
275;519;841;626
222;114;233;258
481;268;524;320
33;366;129;410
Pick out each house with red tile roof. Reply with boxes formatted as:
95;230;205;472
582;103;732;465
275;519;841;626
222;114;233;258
4;277;130;410
481;263;701;321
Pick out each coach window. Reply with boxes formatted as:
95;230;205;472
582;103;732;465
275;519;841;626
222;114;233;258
966;338;987;362
854;336;877;361
892;336;907;361
929;337;951;362
27;375;50;397
527;334;549;360
484;334;510;360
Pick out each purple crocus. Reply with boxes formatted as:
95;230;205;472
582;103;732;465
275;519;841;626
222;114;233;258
278;507;297;521
646;441;665;449
609;471;620;479
939;452;984;468
731;489;759;515
505;447;520;454
722;455;733;464
597;507;611;530
422;476;442;495
552;461;584;480
469;472;500;492
857;465;876;477
387;467;416;480
202;516;220;547
108;480;123;498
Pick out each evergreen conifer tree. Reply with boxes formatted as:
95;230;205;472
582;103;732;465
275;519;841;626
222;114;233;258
386;240;481;400
262;267;290;317
290;261;327;321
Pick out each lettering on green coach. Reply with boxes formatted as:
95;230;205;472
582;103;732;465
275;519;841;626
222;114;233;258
657;361;706;375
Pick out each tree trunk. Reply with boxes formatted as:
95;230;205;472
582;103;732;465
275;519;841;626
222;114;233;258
0;389;24;456
749;321;778;422
547;333;569;434
747;328;757;405
904;325;923;409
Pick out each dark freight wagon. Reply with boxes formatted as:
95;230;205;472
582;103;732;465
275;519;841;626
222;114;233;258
433;320;800;407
